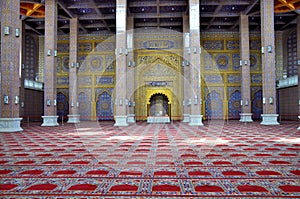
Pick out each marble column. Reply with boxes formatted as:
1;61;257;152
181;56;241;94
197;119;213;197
297;16;300;130
0;0;23;132
260;0;279;125
42;0;59;126
239;14;253;122
188;0;203;126
114;0;128;126
67;18;80;123
182;14;190;123
126;15;135;123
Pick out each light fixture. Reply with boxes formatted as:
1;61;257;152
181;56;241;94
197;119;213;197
132;61;136;67
119;99;123;106
76;102;79;107
54;50;57;57
4;26;10;35
297;59;300;65
182;100;185;106
119;48;123;54
262;97;266;104
14;96;19;105
269;97;273;104
76;62;80;69
194;96;198;104
239;60;243;66
4;95;9;104
187;48;191;54
185;60;189;66
193;47;197;54
71;102;74;107
71;62;75;68
47;99;51;106
15;28;20;37
245;99;249;106
125;48;128;55
128;61;131;67
261;46;265;54
47;49;51;56
267;45;272;53
244;60;248;65
53;99;57;106
240;100;243;106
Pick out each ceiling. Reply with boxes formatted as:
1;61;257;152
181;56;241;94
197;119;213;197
20;0;300;35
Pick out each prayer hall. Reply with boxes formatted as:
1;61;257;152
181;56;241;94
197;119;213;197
0;0;300;198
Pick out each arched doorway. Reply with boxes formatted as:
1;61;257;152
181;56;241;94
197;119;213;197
149;94;170;117
96;91;113;120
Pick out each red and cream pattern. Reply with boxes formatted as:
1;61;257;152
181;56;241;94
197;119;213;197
0;121;299;197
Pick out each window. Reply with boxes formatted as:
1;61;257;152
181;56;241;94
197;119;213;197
287;30;297;77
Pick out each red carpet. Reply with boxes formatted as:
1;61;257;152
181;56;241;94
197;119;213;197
0;120;299;198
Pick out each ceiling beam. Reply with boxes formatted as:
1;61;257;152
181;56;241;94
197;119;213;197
57;0;88;34
157;0;160;28
243;0;260;15
280;17;297;30
206;4;223;29
25;23;43;35
88;0;111;32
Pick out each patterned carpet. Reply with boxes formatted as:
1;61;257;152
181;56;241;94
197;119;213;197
0;120;299;198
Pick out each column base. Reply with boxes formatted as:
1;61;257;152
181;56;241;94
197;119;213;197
114;116;129;126
239;113;253;122
188;115;204;126
260;114;279;125
0;118;23;132
182;114;190;123
41;116;59;126
298;116;300;130
127;114;136;123
67;114;80;123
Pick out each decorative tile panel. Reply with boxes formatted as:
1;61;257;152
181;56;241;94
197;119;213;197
226;40;239;50
227;75;241;83
96;76;114;85
203;40;224;50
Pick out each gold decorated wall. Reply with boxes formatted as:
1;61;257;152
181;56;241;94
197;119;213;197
201;32;263;119
55;34;116;120
134;31;183;120
37;30;281;121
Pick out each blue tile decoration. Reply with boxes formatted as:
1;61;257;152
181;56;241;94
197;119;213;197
95;42;115;51
96;91;113;120
216;54;230;70
205;91;223;119
232;54;241;70
90;56;104;71
57;43;69;53
227;75;241;83
204;75;223;83
251;74;262;83
57;77;69;85
203;40;224;50
226;40;239;50
96;76;114;85
62;56;69;72
78;91;91;120
250;40;261;50
252;90;262;119
228;90;241;119
56;92;69;117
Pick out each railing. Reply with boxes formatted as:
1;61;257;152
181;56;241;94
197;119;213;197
277;75;298;89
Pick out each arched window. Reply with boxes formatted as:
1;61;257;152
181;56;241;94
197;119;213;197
287;30;297;77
